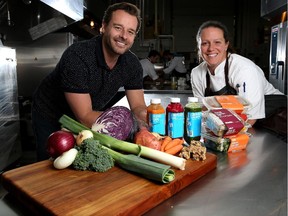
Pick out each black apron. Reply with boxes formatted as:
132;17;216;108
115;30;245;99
204;57;237;96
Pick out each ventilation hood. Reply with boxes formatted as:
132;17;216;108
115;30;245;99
1;0;102;42
40;0;83;21
28;0;83;40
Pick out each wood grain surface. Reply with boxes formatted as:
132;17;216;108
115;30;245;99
2;153;217;216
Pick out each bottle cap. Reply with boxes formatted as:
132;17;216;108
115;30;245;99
151;98;161;104
187;97;198;103
170;97;180;103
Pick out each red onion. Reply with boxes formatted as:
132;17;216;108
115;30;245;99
46;130;75;158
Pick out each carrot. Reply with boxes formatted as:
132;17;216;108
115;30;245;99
165;144;184;155
160;136;172;151
164;138;184;151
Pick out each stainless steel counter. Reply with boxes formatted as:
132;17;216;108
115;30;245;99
145;127;287;216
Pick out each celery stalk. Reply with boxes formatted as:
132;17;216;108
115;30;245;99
59;115;186;170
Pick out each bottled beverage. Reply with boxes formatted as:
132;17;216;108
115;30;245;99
147;98;165;135
166;97;184;138
184;97;202;143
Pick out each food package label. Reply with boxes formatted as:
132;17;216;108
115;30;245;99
149;113;165;135
167;112;184;138
226;133;250;152
211;109;244;136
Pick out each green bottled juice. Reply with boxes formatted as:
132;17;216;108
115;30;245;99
184;97;202;143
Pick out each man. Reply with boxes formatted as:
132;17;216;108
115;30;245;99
140;49;162;82
32;2;147;161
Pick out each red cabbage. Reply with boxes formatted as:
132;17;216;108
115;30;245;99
92;106;136;140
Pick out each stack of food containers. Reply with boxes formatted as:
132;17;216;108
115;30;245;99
201;95;251;153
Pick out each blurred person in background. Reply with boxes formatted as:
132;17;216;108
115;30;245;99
140;50;163;83
162;50;187;78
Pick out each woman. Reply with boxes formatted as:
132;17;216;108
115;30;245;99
190;20;286;128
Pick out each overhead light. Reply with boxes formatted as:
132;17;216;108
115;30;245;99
90;20;94;28
281;11;287;23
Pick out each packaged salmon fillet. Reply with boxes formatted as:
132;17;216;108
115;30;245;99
202;95;251;114
215;95;244;114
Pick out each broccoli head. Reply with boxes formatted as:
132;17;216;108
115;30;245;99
73;138;114;172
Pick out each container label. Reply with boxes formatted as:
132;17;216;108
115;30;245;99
211;109;244;135
167;112;184;138
149;113;165;135
186;111;202;137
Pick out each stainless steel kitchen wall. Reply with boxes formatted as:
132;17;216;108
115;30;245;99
11;33;75;98
0;46;21;170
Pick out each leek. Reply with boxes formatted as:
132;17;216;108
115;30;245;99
103;146;175;183
59;115;186;170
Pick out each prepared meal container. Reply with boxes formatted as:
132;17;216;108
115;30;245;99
202;132;231;152
225;133;250;152
202;132;250;152
204;108;245;137
202;95;251;114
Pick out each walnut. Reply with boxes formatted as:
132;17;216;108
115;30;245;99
179;140;206;161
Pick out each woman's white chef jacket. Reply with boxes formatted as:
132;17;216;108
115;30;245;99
191;53;283;120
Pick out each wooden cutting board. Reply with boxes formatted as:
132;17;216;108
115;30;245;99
2;153;216;216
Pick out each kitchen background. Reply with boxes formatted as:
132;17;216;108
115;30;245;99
0;0;287;171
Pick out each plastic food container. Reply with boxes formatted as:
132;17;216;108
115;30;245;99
202;132;231;152
202;95;251;114
204;109;245;137
226;133;250;152
202;132;250;152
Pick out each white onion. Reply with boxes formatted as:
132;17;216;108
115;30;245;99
53;148;78;169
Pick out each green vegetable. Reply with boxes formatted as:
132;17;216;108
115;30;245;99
103;146;175;183
73;138;114;172
59;115;182;183
59;115;186;171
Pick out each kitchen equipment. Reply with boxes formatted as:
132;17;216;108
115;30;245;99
171;76;177;88
269;21;287;94
1;153;216;215
0;46;21;171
